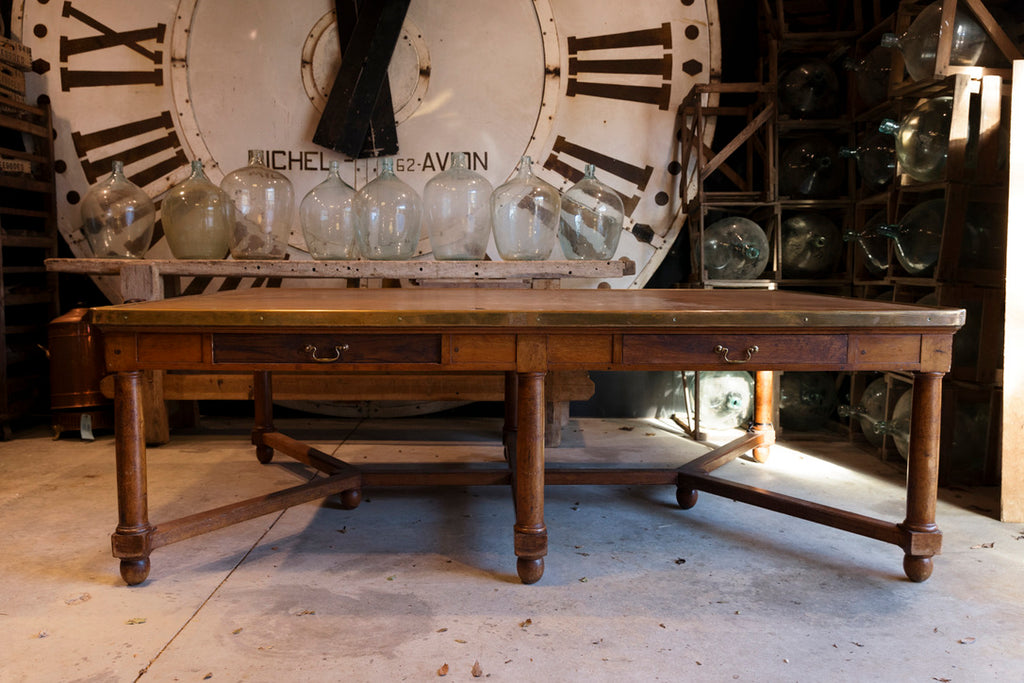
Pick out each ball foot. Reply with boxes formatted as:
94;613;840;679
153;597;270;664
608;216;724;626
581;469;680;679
517;557;544;584
255;445;273;464
903;555;934;583
339;488;362;510
120;557;151;586
676;488;699;510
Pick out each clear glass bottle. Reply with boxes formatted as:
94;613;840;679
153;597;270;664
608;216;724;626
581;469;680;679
874;391;912;459
845;45;892;108
843;209;890;276
877;198;945;276
778;58;840;119
702;216;770;280
80;160;156;259
879;96;952;183
220;150;294;260
779;371;838;432
161;159;233;259
779;135;845;198
423;151;492;260
881;1;989;82
491;155;560;260
355;157;422;260
558;163;624;260
839;130;896;192
781;213;842;277
300;161;358;260
838;376;907;448
683;370;754;431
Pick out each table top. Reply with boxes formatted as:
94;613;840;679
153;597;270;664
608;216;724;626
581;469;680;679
89;288;966;331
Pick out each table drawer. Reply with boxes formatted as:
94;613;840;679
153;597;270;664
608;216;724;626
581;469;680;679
213;334;442;365
622;334;846;367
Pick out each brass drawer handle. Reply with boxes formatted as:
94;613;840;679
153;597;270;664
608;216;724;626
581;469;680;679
304;343;350;362
714;344;758;364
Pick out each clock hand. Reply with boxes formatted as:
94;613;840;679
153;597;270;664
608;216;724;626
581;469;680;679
333;0;399;158
314;0;410;158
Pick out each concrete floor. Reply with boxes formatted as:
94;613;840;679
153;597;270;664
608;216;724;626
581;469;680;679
1;413;1023;682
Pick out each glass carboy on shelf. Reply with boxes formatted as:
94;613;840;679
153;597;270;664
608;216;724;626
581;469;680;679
781;213;842;277
876;198;945;276
838;376;906;448
881;1;990;82
80;160;156;259
874;391;913;459
558;163;624;260
683;371;754;431
840;130;896;192
355;157;422;260
300;161;357;260
845;45;891;108
843;209;890;276
701;216;769;280
423;151;492;260
779;135;845;198
778;58;840;119
779;372;838;432
162;159;232;259
220;150;294;259
879;97;952;183
491;155;560;260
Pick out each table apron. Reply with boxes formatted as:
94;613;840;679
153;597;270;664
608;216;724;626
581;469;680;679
101;330;954;373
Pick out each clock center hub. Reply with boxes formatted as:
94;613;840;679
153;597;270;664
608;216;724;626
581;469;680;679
301;10;430;125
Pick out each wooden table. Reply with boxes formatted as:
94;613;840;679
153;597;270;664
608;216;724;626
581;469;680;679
90;288;964;585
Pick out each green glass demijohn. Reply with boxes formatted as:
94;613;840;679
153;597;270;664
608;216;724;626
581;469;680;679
161;159;233;259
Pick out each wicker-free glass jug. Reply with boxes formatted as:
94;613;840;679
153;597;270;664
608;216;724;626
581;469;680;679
355;157;422;260
778;58;840;119
220;150;294;259
879;97;953;183
300;161;358;260
781;213;842;277
877;198;945;276
491;156;560;260
423;152;492;260
162;160;233;259
80;160;156;258
881;1;989;81
558;164;624;260
701;216;769;280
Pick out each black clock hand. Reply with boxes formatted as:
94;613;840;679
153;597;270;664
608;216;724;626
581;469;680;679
314;0;410;158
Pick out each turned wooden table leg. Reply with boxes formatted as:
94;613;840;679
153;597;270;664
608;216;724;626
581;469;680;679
514;371;547;584
503;371;518;463
252;370;275;464
752;370;774;463
111;370;153;585
901;371;944;582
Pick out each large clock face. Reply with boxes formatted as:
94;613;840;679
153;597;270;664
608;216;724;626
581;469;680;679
15;0;719;298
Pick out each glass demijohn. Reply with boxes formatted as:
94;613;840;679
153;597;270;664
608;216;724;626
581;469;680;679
843;209;890;276
80;160;156;259
779;372;838;432
779;135;845;198
778;58;840;118
879;96;953;183
684;370;755;431
491;156;560;260
781;213;842;277
300;161;357;259
839;130;896;192
881;2;990;82
161;159;232;259
877;198;945;276
220;150;294;259
558;163;624;260
355;157;422;260
423;151;492;260
702;216;770;280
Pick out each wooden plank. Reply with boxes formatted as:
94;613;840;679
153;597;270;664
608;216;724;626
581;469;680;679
1001;61;1024;522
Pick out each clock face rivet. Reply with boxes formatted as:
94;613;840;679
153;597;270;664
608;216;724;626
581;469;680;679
667;161;682;175
32;24;46;37
66;191;80;205
655;192;669;206
54;159;67;173
685;25;700;40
